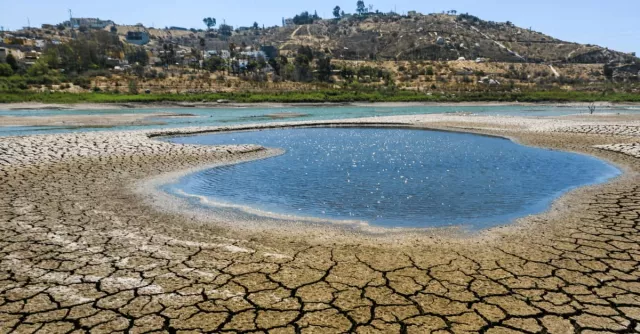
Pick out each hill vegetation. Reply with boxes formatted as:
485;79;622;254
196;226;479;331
1;4;638;103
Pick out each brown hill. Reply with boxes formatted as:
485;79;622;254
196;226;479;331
256;13;636;64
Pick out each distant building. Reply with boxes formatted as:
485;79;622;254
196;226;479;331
63;18;114;29
0;48;24;60
240;50;267;59
407;11;419;17
204;50;218;58
283;18;294;27
3;36;32;46
22;50;40;67
125;31;150;45
169;26;188;31
105;58;128;67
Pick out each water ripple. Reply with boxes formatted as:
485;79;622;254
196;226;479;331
165;128;620;229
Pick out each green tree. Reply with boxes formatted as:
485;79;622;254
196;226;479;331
127;47;149;66
132;64;145;78
218;24;233;38
202;17;217;30
293;11;316;25
0;63;13;77
27;59;50;76
333;6;341;19
204;56;226;72
268;56;287;76
293;46;314;82
603;64;614;80
356;1;366;15
316;55;333;82
110;25;118;34
6;53;18;71
128;79;139;94
425;66;434;76
253;22;259;29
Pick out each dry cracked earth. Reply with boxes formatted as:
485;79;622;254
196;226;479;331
1;114;640;333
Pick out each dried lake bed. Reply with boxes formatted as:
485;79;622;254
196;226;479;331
1;111;640;333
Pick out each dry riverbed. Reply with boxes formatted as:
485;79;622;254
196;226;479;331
1;113;639;333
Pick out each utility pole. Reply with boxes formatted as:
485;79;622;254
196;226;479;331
27;17;30;29
68;9;73;30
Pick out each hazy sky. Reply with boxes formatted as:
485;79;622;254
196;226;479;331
2;0;638;54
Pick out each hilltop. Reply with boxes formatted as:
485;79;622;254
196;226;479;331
101;13;637;64
262;13;636;64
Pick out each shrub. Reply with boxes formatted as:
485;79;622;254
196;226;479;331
128;80;139;94
0;64;13;77
424;66;434;76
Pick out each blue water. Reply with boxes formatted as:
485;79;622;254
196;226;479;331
165;128;620;229
2;105;639;137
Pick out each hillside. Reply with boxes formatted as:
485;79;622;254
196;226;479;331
2;11;638;99
259;13;636;63
13;12;636;65
118;13;637;65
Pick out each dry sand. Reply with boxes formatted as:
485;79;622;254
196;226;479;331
1;113;639;333
0;112;196;127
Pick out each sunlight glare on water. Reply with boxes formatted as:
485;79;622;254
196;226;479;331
165;128;620;229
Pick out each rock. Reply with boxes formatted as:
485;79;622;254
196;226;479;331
478;77;501;85
436;37;445;45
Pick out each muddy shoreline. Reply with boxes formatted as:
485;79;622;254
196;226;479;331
2;100;639;111
1;113;639;332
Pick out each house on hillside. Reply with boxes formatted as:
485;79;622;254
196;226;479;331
126;31;150;45
23;50;40;67
0;48;24;61
106;58;128;67
204;50;218;59
283;18;294;27
240;50;267;59
204;50;231;59
63;18;114;29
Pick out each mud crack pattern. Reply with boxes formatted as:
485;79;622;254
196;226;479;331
1;118;639;333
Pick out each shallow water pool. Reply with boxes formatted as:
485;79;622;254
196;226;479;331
164;127;620;230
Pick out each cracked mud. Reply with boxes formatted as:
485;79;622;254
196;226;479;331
1;114;640;333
